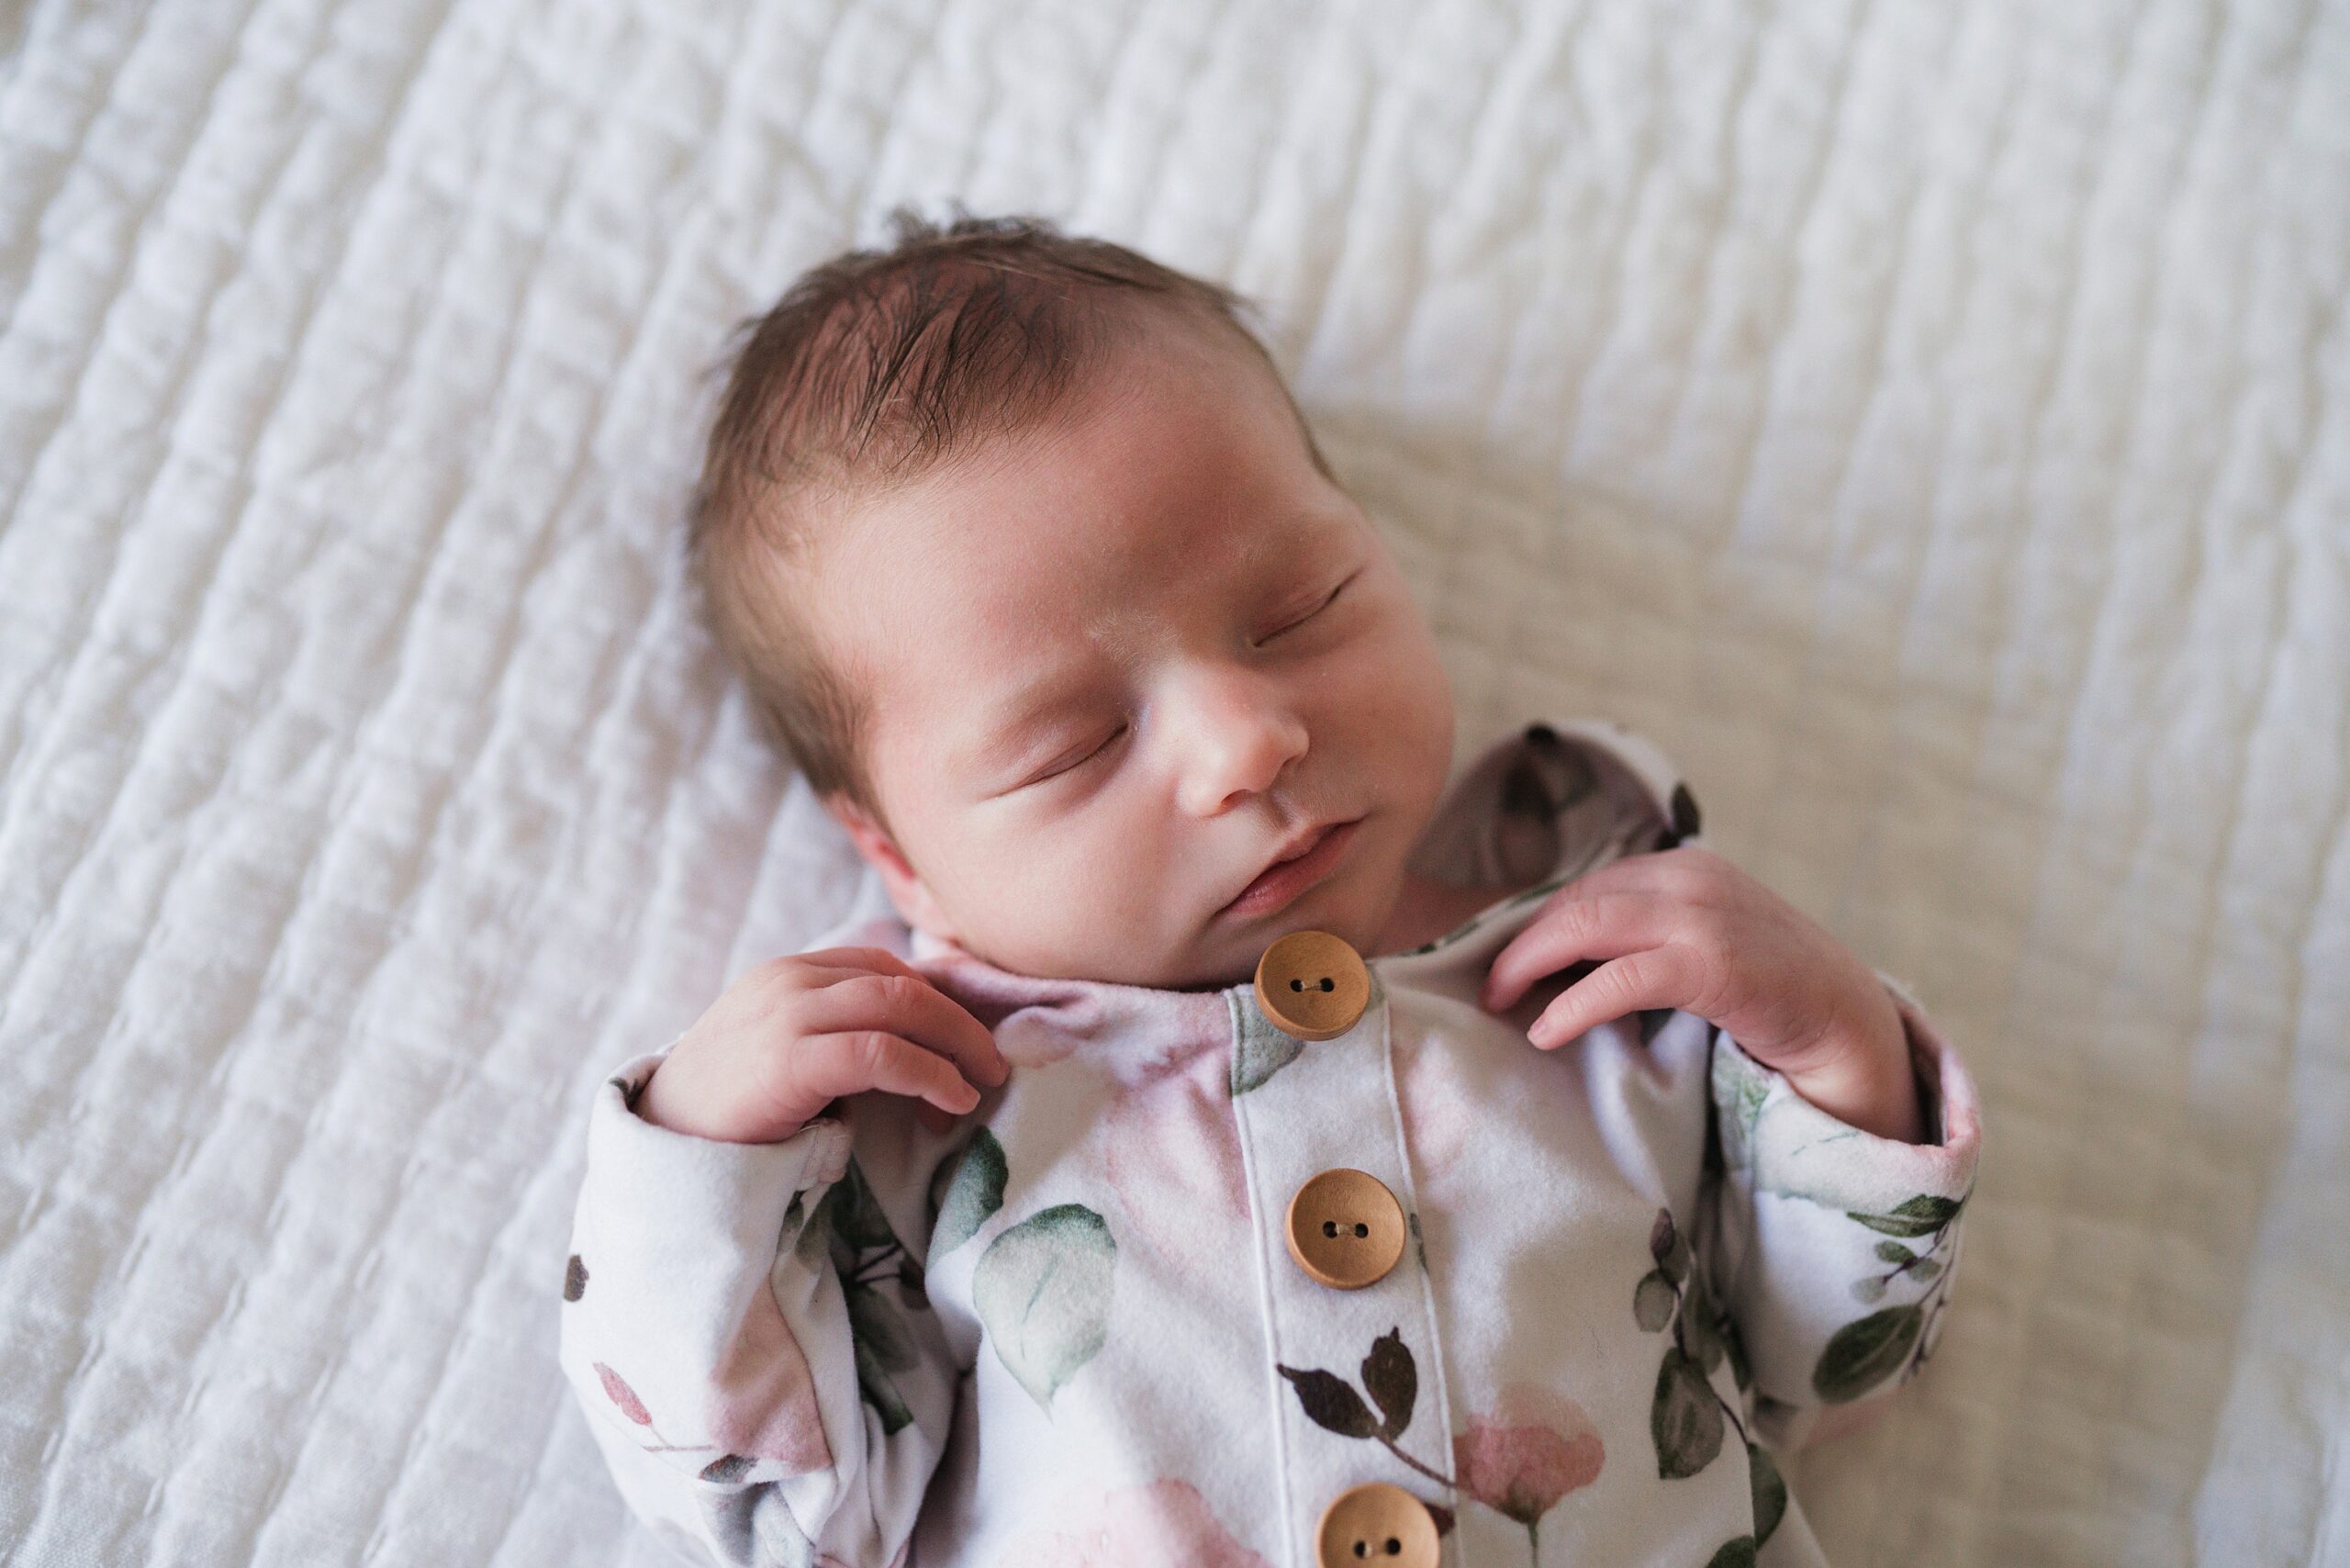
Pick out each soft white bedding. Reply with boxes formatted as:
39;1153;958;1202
2;0;2344;1563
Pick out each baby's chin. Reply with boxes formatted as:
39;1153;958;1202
960;866;1407;993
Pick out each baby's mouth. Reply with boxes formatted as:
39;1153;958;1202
1218;816;1366;922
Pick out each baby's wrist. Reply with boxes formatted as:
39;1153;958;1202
1778;988;1923;1144
634;1058;809;1144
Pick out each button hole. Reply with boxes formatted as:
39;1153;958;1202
1323;1220;1338;1238
1352;1544;1369;1560
1290;978;1304;991
1384;1539;1402;1555
1354;1223;1369;1238
1320;977;1334;991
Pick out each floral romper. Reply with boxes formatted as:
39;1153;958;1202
557;720;1983;1568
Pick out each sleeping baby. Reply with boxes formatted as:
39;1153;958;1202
557;211;1982;1568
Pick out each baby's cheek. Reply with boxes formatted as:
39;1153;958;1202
947;876;1125;984
957;818;1213;986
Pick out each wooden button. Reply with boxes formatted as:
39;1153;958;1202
1286;1168;1407;1290
1254;930;1371;1041
1315;1481;1440;1568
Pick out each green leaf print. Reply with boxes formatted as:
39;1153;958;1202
830;1160;900;1251
791;1188;832;1266
1704;1537;1757;1568
845;1280;918;1373
1651;1348;1724;1479
1633;1270;1677;1332
930;1127;1007;1257
1723;1315;1752;1392
1360;1327;1417;1438
1874;1239;1917;1264
1812;1305;1926;1404
1277;1365;1382;1439
852;1331;913;1434
809;1159;934;1430
1229;1013;1305;1095
973;1204;1116;1411
1650;1208;1692;1284
1846;1194;1964;1238
699;1453;755;1484
1709;1044;1778;1188
1748;1442;1786;1546
844;1277;919;1435
1669;783;1703;844
1682;1274;1726;1374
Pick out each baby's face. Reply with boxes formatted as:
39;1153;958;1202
809;320;1456;990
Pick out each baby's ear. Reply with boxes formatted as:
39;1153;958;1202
822;791;957;939
822;791;901;868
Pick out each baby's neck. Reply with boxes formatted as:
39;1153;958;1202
1372;868;1530;957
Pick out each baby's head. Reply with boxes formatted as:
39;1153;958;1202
693;212;1456;991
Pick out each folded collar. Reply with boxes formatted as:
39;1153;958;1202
873;720;1696;1072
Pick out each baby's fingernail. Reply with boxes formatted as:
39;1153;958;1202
1528;1023;1554;1048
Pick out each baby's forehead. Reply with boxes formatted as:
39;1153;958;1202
847;515;1356;775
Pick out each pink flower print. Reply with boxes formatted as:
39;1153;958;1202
1393;1023;1477;1183
911;936;1235;1078
588;1359;711;1462
593;1361;651;1425
908;948;1116;1071
1008;1478;1270;1568
704;1282;834;1475
1099;1047;1249;1275
1452;1383;1605;1559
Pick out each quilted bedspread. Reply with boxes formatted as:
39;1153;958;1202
2;0;2344;1563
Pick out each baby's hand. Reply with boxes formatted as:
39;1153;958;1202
1480;847;1921;1142
635;946;1009;1144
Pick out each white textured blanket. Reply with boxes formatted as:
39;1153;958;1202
2;1;2343;1564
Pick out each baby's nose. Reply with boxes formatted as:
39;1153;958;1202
1177;708;1310;816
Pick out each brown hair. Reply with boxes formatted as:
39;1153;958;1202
688;208;1328;832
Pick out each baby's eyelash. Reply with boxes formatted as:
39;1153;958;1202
1034;723;1126;785
1263;575;1354;643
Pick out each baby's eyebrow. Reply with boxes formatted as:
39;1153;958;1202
961;668;1099;774
955;512;1353;778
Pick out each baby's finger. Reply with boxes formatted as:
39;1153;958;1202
788;1030;982;1115
1483;890;1680;1012
1550;845;1728;909
1525;943;1705;1048
796;946;924;979
803;971;1007;1088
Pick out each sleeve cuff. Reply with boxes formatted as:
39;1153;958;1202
1711;979;1981;1219
578;1045;856;1288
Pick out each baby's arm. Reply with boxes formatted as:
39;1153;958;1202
1484;846;1921;1142
557;940;1006;1566
1483;844;1982;1449
1694;984;1980;1448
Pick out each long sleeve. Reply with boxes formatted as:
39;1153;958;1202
1510;718;1986;1470
556;1038;973;1567
1693;974;1984;1451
